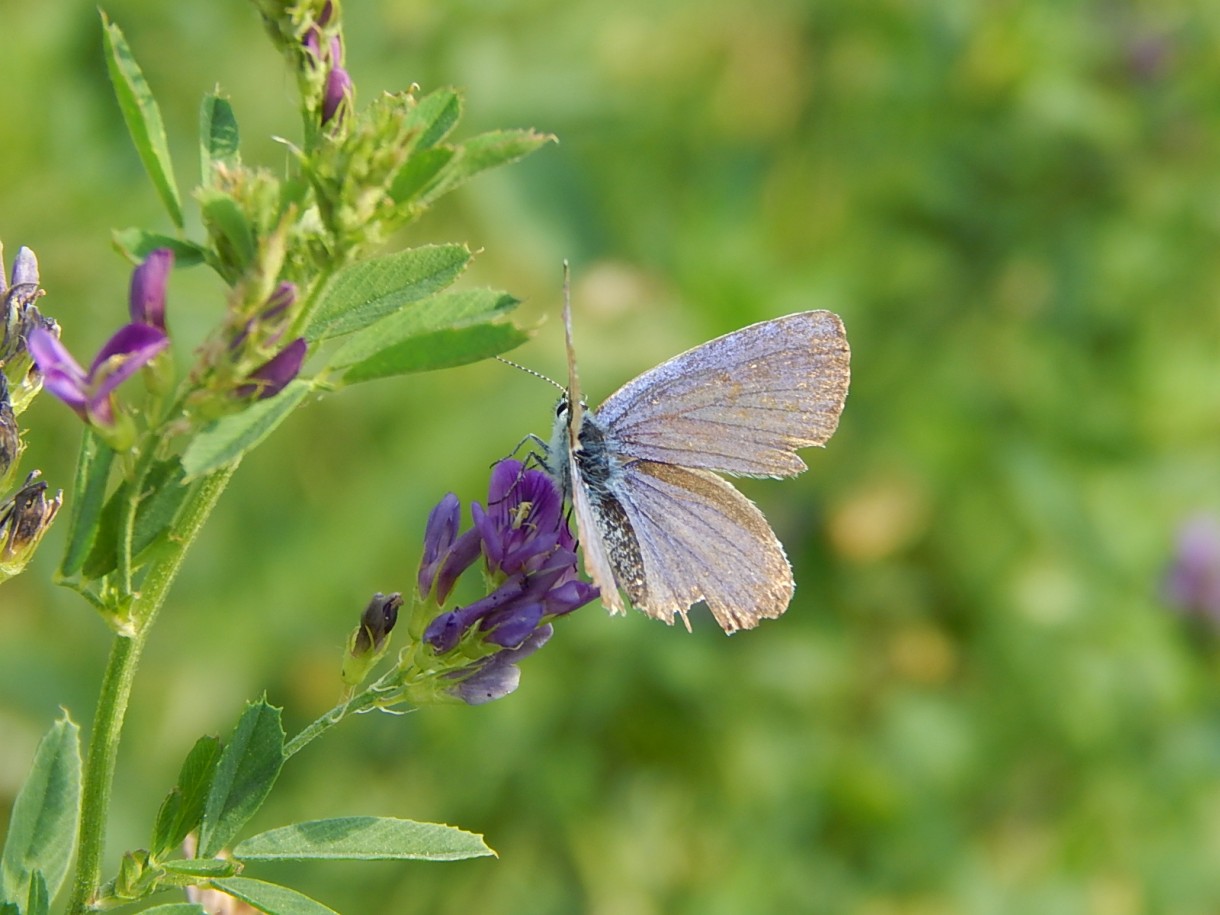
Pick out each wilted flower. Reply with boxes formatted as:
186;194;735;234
410;459;599;704
1165;515;1220;624
0;376;21;493
28;323;168;446
1;244;57;413
234;337;307;400
0;471;62;582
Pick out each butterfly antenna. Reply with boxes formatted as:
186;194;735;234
562;259;585;433
494;356;566;394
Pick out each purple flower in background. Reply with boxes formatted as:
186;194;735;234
416;459;599;704
230;282;297;353
128;248;172;331
235;337;307;400
321;65;352;125
301;0;349;126
1165;515;1220;623
28;323;168;429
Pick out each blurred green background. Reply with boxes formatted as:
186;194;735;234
5;1;1220;912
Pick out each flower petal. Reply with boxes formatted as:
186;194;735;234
89;323;170;397
236;337;307;399
129;248;173;329
27;327;88;413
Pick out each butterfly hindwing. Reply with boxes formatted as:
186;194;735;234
603;460;794;632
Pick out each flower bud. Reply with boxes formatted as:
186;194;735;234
342;592;403;686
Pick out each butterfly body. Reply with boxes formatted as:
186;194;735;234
545;300;850;633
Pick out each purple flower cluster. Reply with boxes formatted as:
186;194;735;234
417;459;599;704
303;1;350;126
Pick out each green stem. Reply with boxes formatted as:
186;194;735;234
65;463;237;914
283;676;405;760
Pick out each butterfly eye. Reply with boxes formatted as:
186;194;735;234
555;397;569;419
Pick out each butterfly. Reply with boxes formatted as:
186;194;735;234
543;271;850;633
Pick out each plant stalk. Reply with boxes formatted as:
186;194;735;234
65;463;237;914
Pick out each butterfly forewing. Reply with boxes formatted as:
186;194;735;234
596;311;850;478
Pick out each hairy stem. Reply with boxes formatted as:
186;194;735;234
65;463;237;914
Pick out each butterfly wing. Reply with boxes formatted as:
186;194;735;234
595;310;850;477
599;459;793;632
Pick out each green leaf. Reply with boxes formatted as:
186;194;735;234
404;88;462;153
152;736;223;859
422;129;553;204
342;321;529;383
59;431;115;578
82;458;194;579
198;189;256;274
25;872;48;915
329;287;520;369
0;715;81;906
100;12;183;227
305;244;471;341
180;381;311;482
161;858;237;878
197;699;284;858
140;906;207;914
388;147;456;207
200;92;240;182
112;229;208;266
234;817;496;862
0;904;16;915
208;878;338;915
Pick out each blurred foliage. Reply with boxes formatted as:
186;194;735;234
4;0;1220;913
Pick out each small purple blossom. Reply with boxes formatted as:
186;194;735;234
449;626;554;706
1165;515;1220;623
128;248;172;331
322;65;352;125
28;323;168;428
415;459;598;704
235;337;307;399
230;282;297;352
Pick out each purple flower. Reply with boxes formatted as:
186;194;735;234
321;66;352;125
418;493;481;603
129;248;172;331
415;459;599;704
235;337;307;400
1165;516;1220;623
449;626;554;706
230;282;297;353
28;323;168;428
